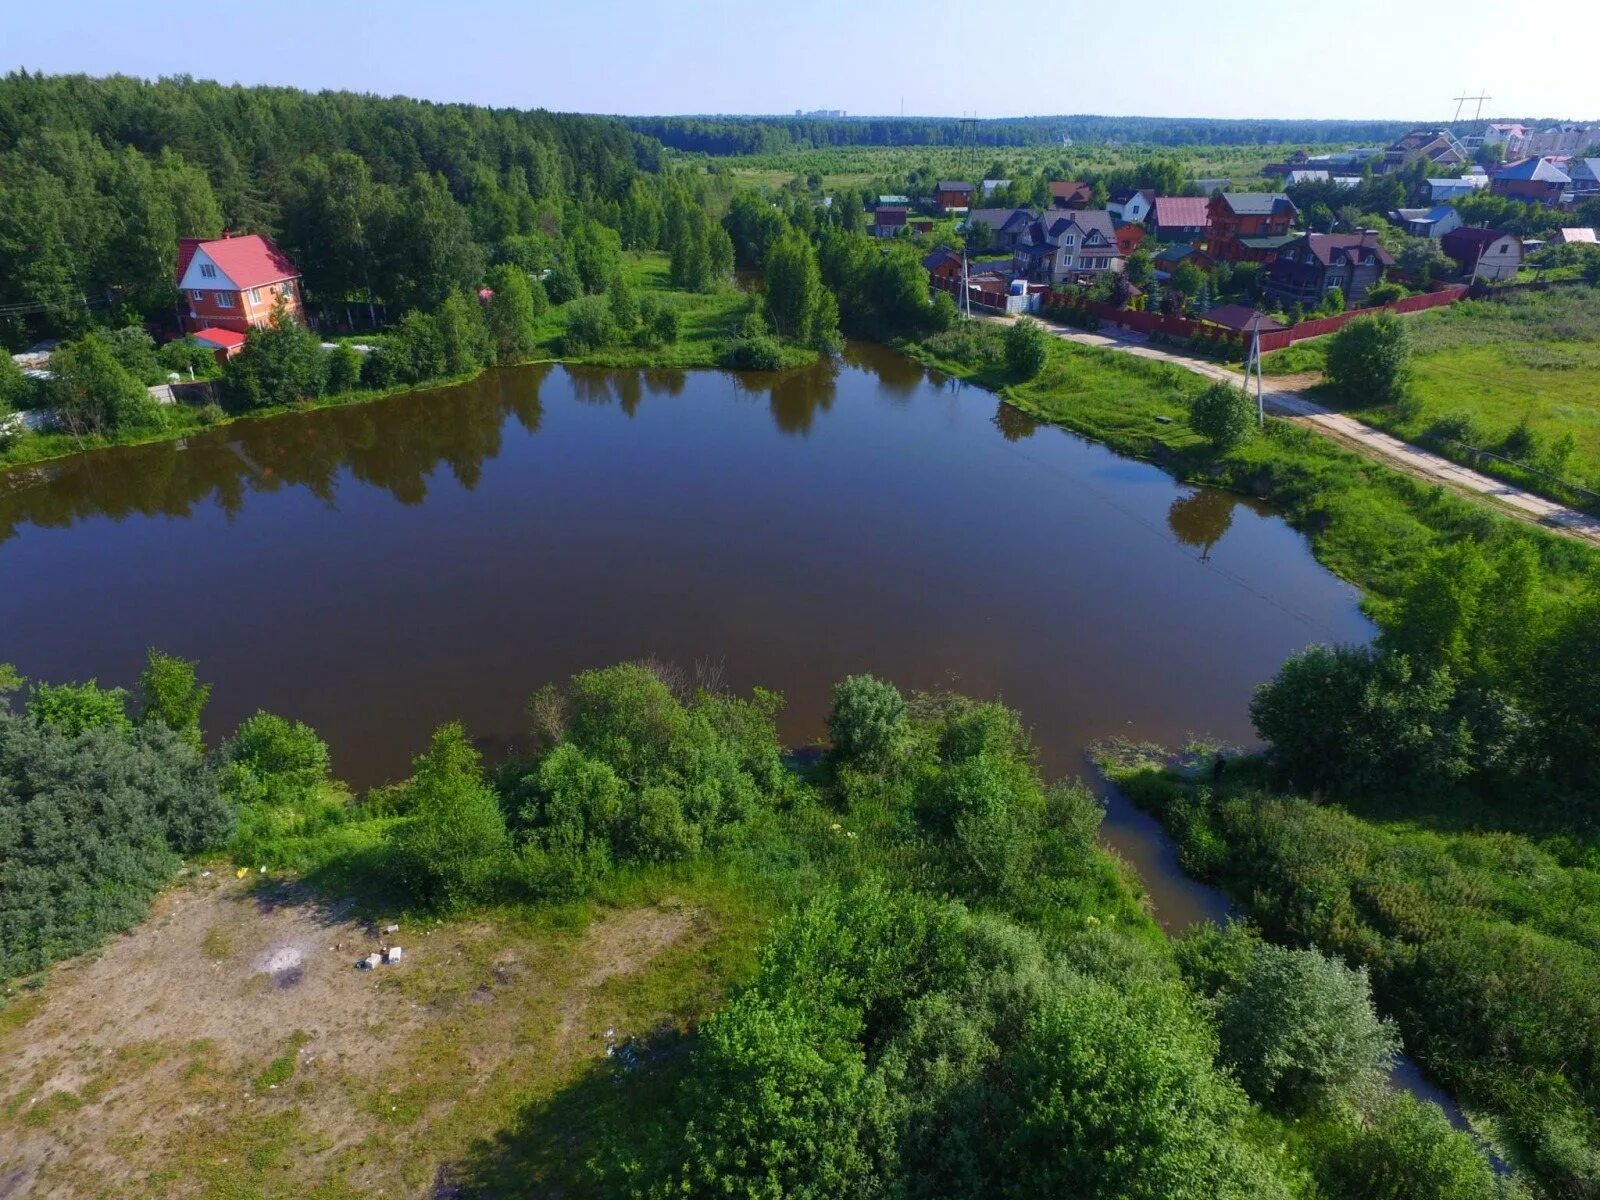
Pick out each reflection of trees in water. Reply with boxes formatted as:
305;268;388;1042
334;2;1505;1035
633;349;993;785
726;358;840;437
0;364;549;546
993;400;1041;442
843;341;926;401
1167;487;1239;558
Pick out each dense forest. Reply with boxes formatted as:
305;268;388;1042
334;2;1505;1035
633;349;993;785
628;114;1423;154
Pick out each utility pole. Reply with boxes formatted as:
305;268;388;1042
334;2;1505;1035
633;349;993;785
1451;90;1492;125
1247;314;1265;426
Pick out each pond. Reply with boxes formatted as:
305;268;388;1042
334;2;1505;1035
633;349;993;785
0;343;1373;927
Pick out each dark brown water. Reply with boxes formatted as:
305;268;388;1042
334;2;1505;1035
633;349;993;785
0;344;1373;927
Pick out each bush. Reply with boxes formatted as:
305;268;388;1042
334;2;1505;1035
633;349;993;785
562;295;618;354
1189;381;1256;449
1363;280;1408;307
1215;942;1397;1115
827;674;908;769
1250;644;1470;795
1318;1094;1501;1200
1004;316;1049;379
48;331;159;435
0;698;231;976
136;649;211;751
324;343;363;394
157;336;221;380
223;302;326;409
1325;311;1412;407
387;723;511;911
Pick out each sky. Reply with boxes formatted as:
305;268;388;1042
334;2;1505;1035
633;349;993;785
3;0;1597;123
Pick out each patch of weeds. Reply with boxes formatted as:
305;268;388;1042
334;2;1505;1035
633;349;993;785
201;925;234;960
22;1088;83;1127
253;1030;310;1092
0;990;45;1037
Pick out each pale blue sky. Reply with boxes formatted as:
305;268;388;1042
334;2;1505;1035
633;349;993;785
3;0;1596;121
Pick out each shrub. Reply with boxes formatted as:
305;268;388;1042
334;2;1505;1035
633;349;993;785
1364;280;1408;307
1189;381;1256;449
1215;942;1398;1115
1324;311;1412;407
387;723;511;911
136;649;211;751
1250;644;1470;795
1318;1094;1501;1200
827;674;908;769
48;331;159;435
0;700;231;976
324;343;363;394
157;336;221;380
27;679;132;736
1004;317;1049;379
223;302;327;409
562;295;618;354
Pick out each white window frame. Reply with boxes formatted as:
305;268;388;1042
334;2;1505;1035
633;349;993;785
216;291;235;308
249;288;261;305
190;289;204;302
199;262;216;279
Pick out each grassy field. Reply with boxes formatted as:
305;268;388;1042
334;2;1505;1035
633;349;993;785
1261;289;1600;508
907;321;1599;600
690;143;1300;195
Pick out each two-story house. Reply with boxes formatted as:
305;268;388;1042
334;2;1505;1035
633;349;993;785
934;181;975;215
1261;232;1394;310
1207;193;1298;262
1012;210;1121;283
963;207;1036;251
1442;227;1523;281
1568;159;1600;197
178;234;306;335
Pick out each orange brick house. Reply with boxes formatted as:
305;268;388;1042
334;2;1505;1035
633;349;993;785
178;234;306;335
1206;193;1298;262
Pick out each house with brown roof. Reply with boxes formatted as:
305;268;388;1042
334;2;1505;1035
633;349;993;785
1147;196;1210;242
1115;223;1146;257
934;181;974;215
921;246;966;285
871;205;909;237
178;233;306;335
1207;194;1298;263
1049;180;1094;209
1442;227;1522;281
1013;210;1121;283
1261;232;1394;309
1197;304;1286;335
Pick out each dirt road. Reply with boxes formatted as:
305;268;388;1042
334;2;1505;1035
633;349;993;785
1033;319;1600;547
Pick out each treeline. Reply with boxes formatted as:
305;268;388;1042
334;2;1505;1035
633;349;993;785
0;72;717;346
628;114;1418;154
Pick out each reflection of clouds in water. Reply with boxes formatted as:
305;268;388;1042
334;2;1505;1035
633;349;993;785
1167;488;1239;557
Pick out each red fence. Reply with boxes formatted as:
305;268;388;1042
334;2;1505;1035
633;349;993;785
1039;284;1468;355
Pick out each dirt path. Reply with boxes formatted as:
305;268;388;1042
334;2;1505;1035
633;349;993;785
1021;317;1600;547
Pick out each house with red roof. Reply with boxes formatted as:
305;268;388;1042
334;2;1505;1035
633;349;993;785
1146;196;1210;242
178;233;306;336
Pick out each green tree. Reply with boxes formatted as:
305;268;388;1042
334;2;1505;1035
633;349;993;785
223;300;326;408
1325;311;1412;407
607;270;640;330
387;723;511;911
763;230;825;342
48;331;158;436
827;675;908;768
1004;316;1049;379
435;290;495;375
1189;381;1255;448
324;342;363;393
27;680;132;736
1216;943;1397;1115
562;295;618;353
483;264;541;360
1125;247;1155;286
136;650;211;751
386;172;485;312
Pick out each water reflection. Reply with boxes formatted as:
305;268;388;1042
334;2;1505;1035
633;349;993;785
730;358;841;437
993;400;1042;443
0;368;556;547
1167;487;1273;560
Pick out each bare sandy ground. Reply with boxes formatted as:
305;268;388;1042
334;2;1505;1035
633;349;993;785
0;873;698;1199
